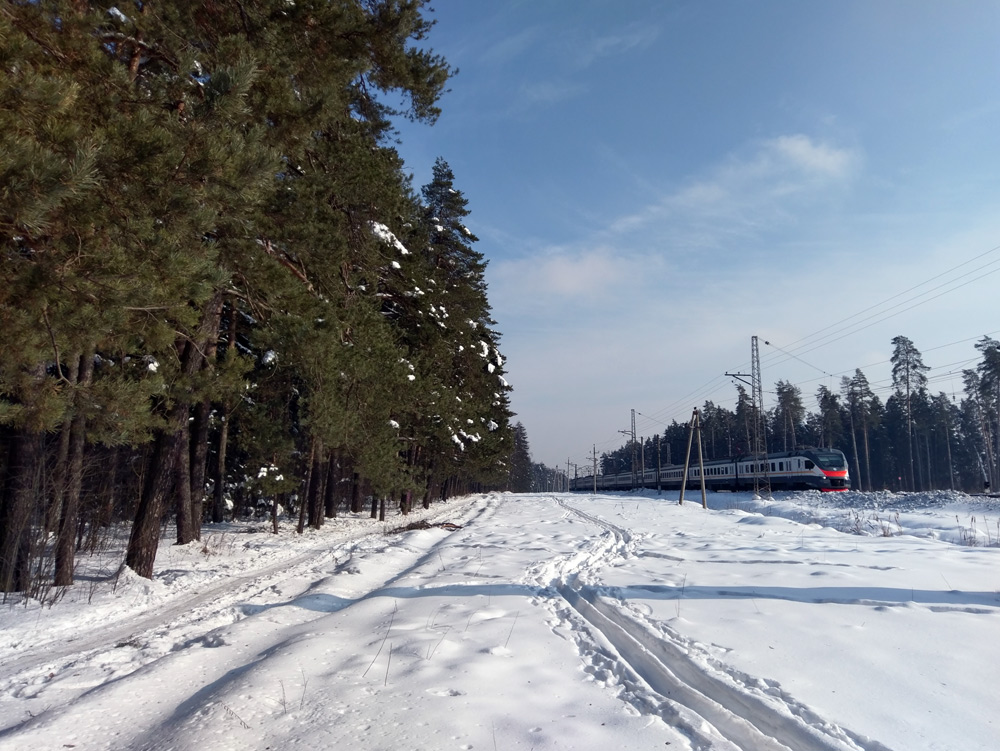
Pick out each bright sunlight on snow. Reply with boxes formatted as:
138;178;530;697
1;490;998;750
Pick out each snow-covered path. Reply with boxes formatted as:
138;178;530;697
1;490;998;750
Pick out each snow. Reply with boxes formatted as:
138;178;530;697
2;490;998;750
369;222;411;255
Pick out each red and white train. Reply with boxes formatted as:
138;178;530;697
570;448;850;493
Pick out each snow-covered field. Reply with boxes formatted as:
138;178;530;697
1;489;998;750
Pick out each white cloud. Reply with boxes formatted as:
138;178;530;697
479;27;541;66
492;246;659;306
610;134;861;241
519;79;586;106
767;134;857;180
576;24;660;67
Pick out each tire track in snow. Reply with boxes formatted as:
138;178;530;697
0;495;495;691
0;495;501;743
536;497;895;751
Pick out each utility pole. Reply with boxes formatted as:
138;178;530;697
631;409;638;488
726;335;771;499
678;408;707;508
656;434;662;494
593;444;598;494
618;409;637;490
640;436;645;490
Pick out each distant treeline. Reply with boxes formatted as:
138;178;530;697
0;1;513;595
602;336;1000;494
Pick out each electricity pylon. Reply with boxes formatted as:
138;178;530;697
726;336;771;499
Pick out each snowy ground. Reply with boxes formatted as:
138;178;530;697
1;489;998;750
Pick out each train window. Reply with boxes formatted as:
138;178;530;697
814;452;847;469
805;460;814;470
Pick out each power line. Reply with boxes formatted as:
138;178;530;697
763;243;1000;364
579;243;1000;461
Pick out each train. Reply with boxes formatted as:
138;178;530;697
569;448;850;493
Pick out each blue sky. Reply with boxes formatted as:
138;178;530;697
394;0;1000;469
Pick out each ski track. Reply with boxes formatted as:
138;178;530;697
0;495;497;741
2;493;912;749
529;497;895;751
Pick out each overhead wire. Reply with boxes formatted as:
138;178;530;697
761;249;1000;369
592;242;1000;456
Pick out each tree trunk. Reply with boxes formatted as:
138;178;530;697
350;471;362;514
212;408;230;523
188;398;211;538
297;439;316;534
48;353;81;534
175;418;194;544
861;418;872;491
211;300;239;524
83;445;120;554
125;294;223;578
54;348;95;586
848;407;862;492
126;407;186;577
0;428;43;594
324;450;339;518
423;460;435;509
308;441;325;529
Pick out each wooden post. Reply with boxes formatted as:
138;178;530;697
656;434;662;495
679;409;707;508
695;410;707;509
593;445;598;494
640;437;645;490
679;410;696;505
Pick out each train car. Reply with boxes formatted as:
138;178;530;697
570;448;850;493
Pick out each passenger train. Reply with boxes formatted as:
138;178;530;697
569;448;850;493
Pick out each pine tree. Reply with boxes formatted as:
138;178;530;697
773;381;805;452
890;335;930;491
508;423;533;492
841;369;877;491
973;337;1000;490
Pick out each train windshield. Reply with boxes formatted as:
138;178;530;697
812;452;846;469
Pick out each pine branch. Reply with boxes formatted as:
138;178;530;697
260;239;315;293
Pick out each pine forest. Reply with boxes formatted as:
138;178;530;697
0;1;514;593
599;335;1000;496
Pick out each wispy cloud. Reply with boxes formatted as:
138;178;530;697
767;134;857;180
610;134;861;240
518;79;587;106
494;246;632;299
489;245;671;328
576;23;661;67
478;26;542;66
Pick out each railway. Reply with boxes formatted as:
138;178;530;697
570;448;850;493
